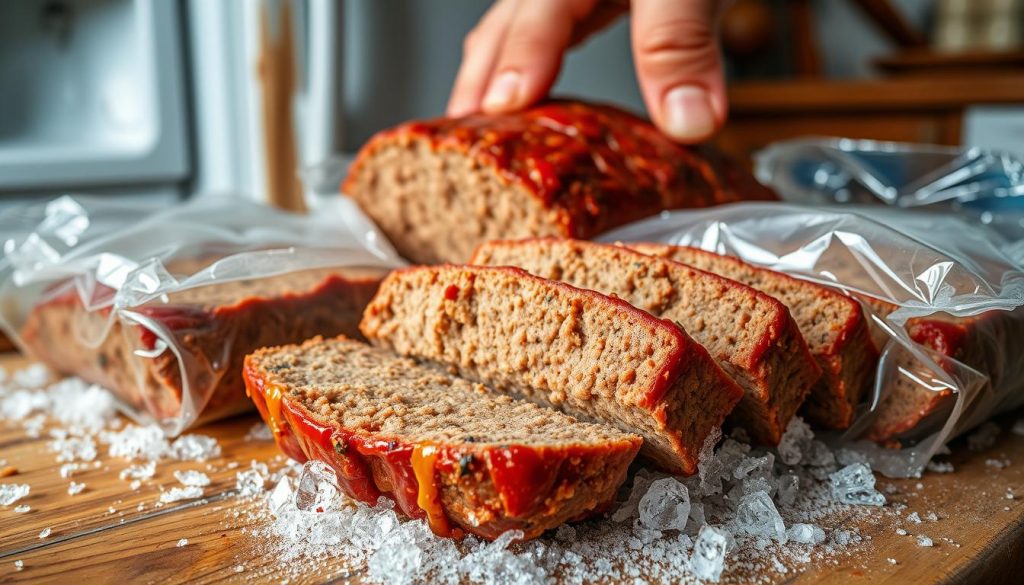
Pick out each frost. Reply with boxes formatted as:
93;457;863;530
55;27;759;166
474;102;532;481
173;470;211;487
0;483;30;506
236;469;266;497
159;486;203;504
119;461;156;481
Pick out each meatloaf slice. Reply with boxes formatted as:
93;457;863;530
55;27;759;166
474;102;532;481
360;265;744;475
860;300;1024;444
244;336;641;541
629;243;877;430
21;265;386;429
342;100;775;264
472;239;820;445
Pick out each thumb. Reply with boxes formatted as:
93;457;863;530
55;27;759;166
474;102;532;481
631;0;726;143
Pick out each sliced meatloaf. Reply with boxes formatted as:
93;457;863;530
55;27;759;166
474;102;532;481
244;336;641;541
472;239;820;445
860;300;1024;444
629;243;877;430
342;100;775;264
359;264;744;474
21;265;386;428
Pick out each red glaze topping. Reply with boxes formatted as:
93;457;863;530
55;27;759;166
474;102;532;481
909;320;968;359
482;445;562;518
345;100;775;239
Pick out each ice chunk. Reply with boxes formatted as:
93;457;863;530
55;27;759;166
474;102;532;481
119;461;156;481
776;474;799;506
268;477;294;516
368;528;424;585
295;460;339;512
14;505;30;514
176;538;188;547
174;470;211;487
734;453;774;481
829;463;886;506
638;477;691;531
0;483;30;506
236;469;265;497
67;481;86;495
916;535;934;547
734;491;787;543
612;472;656;522
776;417;813;465
38;527;51;539
786;523;826;545
805;440;836;467
690;525;730;582
159;486;203;503
697;427;724;495
835;449;869;467
170;434;221;461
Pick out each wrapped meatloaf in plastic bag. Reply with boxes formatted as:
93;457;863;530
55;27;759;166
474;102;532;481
601;203;1024;478
0;196;404;435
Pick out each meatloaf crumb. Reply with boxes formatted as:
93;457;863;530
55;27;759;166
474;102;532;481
244;336;641;540
342;100;775;264
630;243;877;430
473;239;821;445
359;264;744;475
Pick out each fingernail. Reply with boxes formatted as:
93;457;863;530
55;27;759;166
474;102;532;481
482;71;522;112
662;85;716;142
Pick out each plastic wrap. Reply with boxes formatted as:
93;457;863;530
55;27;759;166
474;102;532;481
755;138;1024;241
600;203;1024;478
0;195;405;435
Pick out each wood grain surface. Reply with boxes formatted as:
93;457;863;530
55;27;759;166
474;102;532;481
1;352;1022;584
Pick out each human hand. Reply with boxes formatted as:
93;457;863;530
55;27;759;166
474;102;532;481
447;0;726;143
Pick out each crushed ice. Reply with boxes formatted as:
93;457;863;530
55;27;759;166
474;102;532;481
250;418;900;584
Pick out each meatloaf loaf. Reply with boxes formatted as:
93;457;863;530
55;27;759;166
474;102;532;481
342;100;776;264
629;243;877;430
21;265;385;428
360;264;744;474
472;239;820;445
861;301;1024;444
244;336;641;541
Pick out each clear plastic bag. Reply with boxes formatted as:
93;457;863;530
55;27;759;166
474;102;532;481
600;202;1024;478
0;195;405;435
755;138;1024;241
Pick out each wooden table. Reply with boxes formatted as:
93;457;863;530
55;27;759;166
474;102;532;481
1;351;1022;584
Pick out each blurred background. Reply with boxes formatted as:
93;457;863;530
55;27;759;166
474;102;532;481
0;0;1022;211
